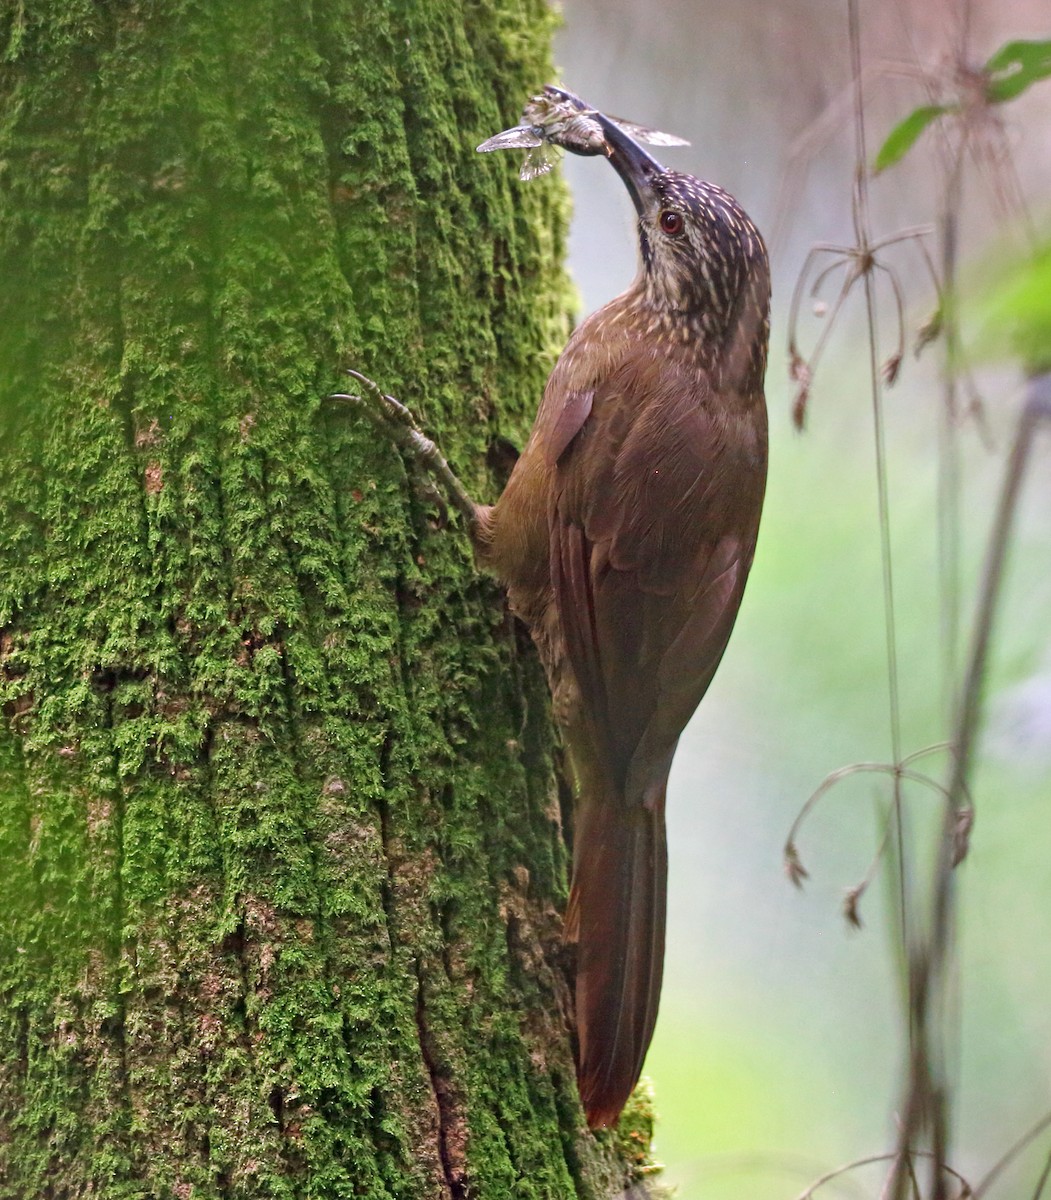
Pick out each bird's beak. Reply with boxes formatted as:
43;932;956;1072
593;114;665;217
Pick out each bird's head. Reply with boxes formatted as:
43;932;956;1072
599;115;771;389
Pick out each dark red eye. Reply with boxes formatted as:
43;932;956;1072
659;210;683;236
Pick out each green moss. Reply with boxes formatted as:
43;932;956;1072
0;0;647;1196
613;1079;666;1188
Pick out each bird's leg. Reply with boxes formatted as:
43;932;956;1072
330;369;485;543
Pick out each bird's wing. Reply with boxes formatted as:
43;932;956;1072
549;352;765;803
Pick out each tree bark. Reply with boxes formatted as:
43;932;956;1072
0;2;653;1196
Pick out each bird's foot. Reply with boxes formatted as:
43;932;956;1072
330;369;481;537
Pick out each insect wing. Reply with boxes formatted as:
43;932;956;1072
519;143;559;181
476;125;544;154
607;115;690;147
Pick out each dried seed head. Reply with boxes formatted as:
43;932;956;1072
882;351;903;386
843;885;865;929
790;349;812;429
784;841;810;889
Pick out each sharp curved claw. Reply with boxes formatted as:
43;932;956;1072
327;369;482;540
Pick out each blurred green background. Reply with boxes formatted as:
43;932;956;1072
554;1;1051;1195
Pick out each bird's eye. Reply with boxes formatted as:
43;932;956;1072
659;210;684;236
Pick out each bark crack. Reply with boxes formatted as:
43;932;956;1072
413;965;465;1200
375;734;465;1198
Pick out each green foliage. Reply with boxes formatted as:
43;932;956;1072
974;238;1051;373
873;104;949;174
984;38;1051;103
873;38;1051;173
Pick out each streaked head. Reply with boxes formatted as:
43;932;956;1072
598;115;770;385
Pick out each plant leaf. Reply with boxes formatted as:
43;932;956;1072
976;240;1051;375
873;104;949;174
984;38;1051;104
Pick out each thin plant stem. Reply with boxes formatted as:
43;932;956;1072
848;0;911;1020
934;106;968;1200
937;146;966;730
1031;1146;1051;1200
972;1107;1051;1199
845;3;927;1190
945;375;1051;813
793;1150;972;1200
922;376;1051;1200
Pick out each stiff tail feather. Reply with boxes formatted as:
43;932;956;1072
564;783;668;1128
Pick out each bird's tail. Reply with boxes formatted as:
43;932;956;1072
564;781;668;1129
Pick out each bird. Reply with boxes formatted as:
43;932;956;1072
340;98;770;1130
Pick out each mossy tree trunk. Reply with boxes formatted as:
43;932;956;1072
0;3;645;1196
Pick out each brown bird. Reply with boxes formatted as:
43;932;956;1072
341;101;769;1129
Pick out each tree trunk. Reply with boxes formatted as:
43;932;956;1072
0;3;653;1196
